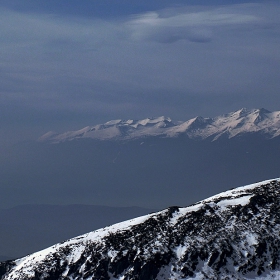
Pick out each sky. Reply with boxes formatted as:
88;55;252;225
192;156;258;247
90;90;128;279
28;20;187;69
1;0;280;144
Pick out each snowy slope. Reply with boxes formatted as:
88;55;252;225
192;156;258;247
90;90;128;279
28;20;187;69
39;108;280;143
2;178;280;279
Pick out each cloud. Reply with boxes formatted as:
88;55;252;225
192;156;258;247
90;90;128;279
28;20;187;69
127;6;261;43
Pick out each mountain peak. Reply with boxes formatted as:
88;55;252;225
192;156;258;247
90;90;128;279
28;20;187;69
253;109;270;124
104;119;122;126
235;107;249;117
2;178;280;279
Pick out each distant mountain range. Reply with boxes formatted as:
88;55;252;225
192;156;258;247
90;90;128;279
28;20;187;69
1;178;280;279
39;108;280;143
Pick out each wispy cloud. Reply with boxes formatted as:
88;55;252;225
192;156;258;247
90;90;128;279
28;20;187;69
127;7;261;43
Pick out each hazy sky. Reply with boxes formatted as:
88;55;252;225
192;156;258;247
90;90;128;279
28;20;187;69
1;0;280;143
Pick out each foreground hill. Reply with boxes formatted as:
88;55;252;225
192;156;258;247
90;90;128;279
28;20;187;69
1;178;280;279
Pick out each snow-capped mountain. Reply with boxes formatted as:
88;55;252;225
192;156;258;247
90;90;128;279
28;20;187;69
39;108;280;143
2;178;280;279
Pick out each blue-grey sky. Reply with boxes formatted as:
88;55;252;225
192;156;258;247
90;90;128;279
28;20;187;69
1;0;280;143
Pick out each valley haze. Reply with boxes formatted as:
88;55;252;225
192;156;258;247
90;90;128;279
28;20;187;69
1;107;280;210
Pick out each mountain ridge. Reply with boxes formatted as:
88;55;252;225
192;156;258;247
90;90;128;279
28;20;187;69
2;178;280;279
38;108;280;143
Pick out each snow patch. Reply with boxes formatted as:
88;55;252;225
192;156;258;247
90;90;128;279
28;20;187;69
217;195;253;208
